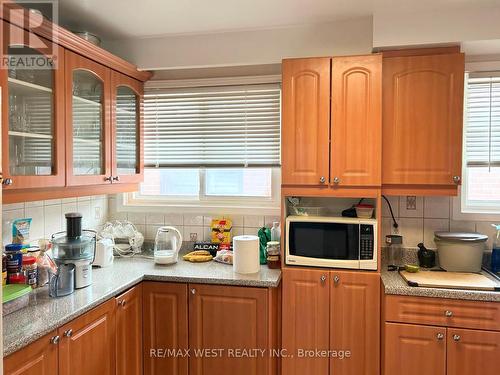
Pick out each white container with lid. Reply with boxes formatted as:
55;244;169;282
434;232;488;272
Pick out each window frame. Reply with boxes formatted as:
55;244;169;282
121;167;281;216
455;68;500;220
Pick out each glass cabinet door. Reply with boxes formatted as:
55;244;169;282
111;71;143;183
1;22;65;189
65;50;111;185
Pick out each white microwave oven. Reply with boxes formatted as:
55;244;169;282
285;216;378;270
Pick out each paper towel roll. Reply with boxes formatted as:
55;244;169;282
233;235;260;274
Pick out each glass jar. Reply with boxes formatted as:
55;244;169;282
22;256;37;288
266;241;281;269
385;235;403;268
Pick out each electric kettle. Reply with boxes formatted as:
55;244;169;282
154;226;183;265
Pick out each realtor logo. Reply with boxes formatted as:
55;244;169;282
1;0;59;69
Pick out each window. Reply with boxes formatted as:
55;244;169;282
125;80;281;214
461;72;500;215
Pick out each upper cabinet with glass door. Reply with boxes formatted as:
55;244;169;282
1;21;65;189
65;50;111;186
111;71;143;183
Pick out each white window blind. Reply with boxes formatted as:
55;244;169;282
465;73;500;168
144;83;281;167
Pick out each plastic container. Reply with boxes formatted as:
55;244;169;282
385;235;403;267
355;204;374;219
8;272;26;284
3;284;31;315
5;243;24;275
434;232;488;272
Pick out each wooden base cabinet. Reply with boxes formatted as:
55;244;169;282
143;282;189;375
4;331;59;375
384;295;500;375
384;323;446;375
58;299;116;375
282;268;380;375
189;284;274;375
116;284;143;375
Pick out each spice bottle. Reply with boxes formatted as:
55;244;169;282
266;241;281;269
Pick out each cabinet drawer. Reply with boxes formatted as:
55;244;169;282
384;295;500;331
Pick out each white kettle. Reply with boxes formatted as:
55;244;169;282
154;226;183;265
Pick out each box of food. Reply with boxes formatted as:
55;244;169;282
211;219;232;244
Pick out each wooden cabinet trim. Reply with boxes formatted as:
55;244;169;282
0;2;151;82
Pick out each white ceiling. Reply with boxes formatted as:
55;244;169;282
58;0;499;40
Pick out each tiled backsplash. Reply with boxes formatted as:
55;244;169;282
108;196;280;241
2;196;108;247
382;196;497;249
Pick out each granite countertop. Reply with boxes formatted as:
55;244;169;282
3;256;281;356
381;268;500;302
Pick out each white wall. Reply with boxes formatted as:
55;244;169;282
2;196;109;247
382;196;496;250
373;5;500;49
104;17;373;70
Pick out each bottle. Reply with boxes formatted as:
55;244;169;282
491;224;500;274
270;222;280;242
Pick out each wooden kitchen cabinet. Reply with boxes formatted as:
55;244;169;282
143;282;189;375
3;330;59;375
330;54;382;187
111;70;144;184
330;271;380;375
382;50;465;194
58;299;116;375
0;21;66;190
447;328;500;375
282;58;331;186
116;284;143;375
64;49;112;186
188;283;272;375
282;268;330;375
384;322;446;375
282;268;380;375
282;55;382;188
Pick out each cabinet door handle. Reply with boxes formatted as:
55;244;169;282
320;275;327;283
112;176;120;182
50;335;60;345
1;178;13;186
333;275;340;284
104;176;112;182
436;333;444;340
445;310;453;317
453;176;461;184
191;288;196;295
63;329;73;338
453;334;461;342
319;176;326;184
333;177;340;185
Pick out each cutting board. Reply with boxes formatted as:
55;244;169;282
399;270;500;291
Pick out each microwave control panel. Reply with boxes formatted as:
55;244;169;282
360;224;374;260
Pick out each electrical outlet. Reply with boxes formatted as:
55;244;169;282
190;233;198;241
406;196;417;210
94;206;102;220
